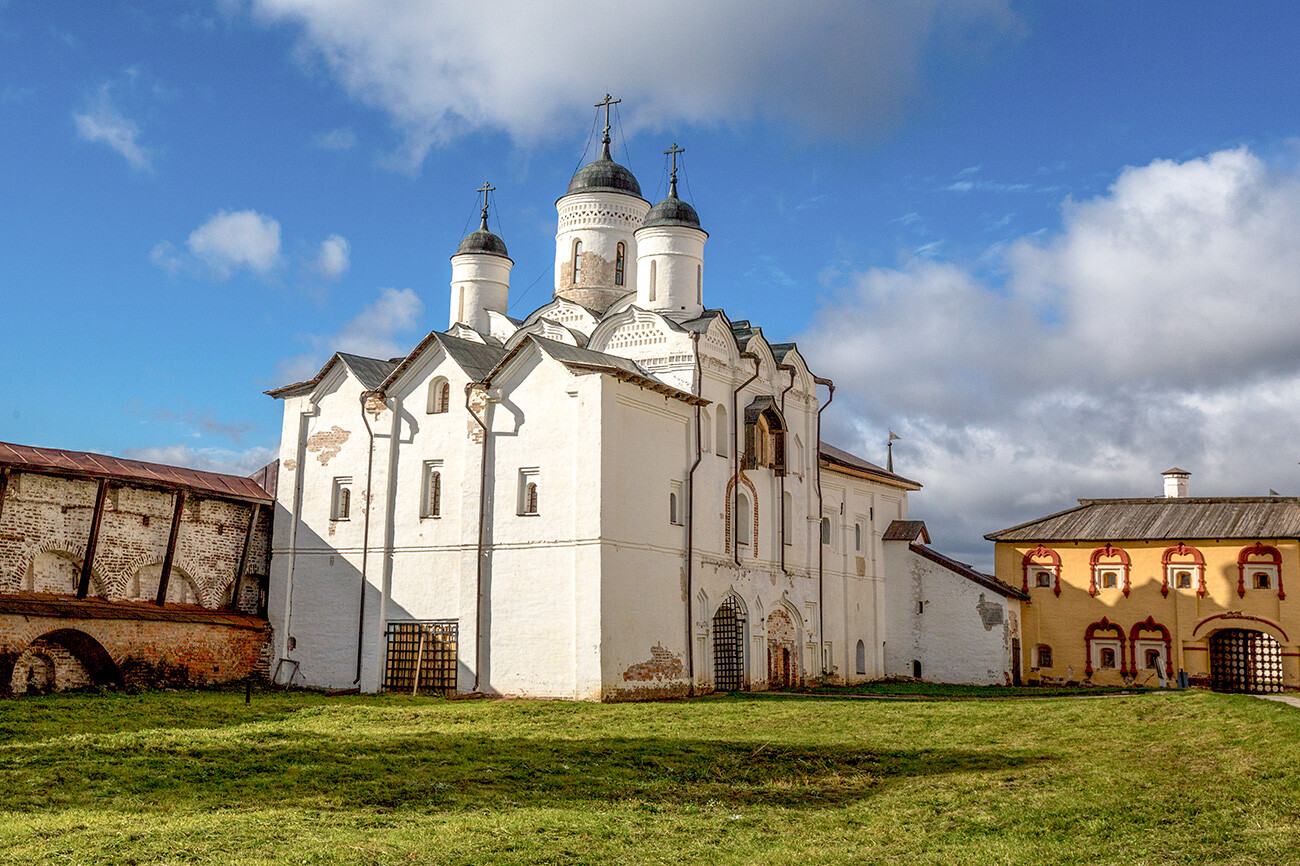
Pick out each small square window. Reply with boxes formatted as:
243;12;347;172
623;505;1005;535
1035;571;1052;588
1100;648;1116;669
331;477;352;521
1101;571;1118;589
1254;571;1271;589
1145;649;1162;670
1176;571;1192;589
1037;646;1052;668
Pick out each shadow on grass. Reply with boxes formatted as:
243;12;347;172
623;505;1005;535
0;728;1049;813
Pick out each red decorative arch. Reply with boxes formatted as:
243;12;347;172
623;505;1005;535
1161;543;1204;598
1128;616;1174;678
1238;543;1284;600
1021;545;1061;595
1084;617;1128;677
1089;544;1131;597
1193;612;1288;643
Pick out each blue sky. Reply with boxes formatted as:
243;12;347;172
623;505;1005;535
4;1;1300;565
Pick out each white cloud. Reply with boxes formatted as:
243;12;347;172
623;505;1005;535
120;443;279;476
72;82;153;172
277;287;424;383
313;234;350;279
312;127;356;150
242;0;1022;168
185;209;282;277
801;146;1300;567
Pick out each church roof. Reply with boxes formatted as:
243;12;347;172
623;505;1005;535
985;496;1300;543
642;190;703;231
0;440;273;504
265;351;398;398
883;520;930;543
379;330;506;393
819;441;922;490
455;222;509;258
566;142;643;198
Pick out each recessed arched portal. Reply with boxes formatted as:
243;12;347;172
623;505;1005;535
766;608;800;688
9;628;121;695
1209;629;1283;694
712;596;746;692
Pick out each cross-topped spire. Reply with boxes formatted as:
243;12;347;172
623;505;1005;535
664;142;684;197
595;92;621;158
476;180;494;229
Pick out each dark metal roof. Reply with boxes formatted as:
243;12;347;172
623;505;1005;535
337;353;399;390
642;191;703;231
376;330;506;393
566;142;643;198
883;520;930;543
908;544;1028;600
0;441;273;504
819;441;922;490
454;223;510;258
985;497;1300;543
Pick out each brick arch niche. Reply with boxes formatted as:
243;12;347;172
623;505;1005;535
7;628;122;696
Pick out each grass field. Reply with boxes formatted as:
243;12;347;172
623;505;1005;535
1;688;1298;865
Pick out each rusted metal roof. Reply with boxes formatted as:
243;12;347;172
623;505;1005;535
883;520;930;543
819;441;922;490
0;593;269;629
985;497;1300;543
0;441;273;503
908;543;1028;600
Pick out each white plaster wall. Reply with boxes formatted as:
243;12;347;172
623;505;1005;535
881;541;1016;685
554;191;649;295
634;225;705;320
449;253;512;332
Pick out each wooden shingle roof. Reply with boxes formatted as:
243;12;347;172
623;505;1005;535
985;497;1300;543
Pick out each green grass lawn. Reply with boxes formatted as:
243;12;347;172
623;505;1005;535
1;688;1298;865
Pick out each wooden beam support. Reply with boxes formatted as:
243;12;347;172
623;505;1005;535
229;503;260;611
77;479;109;599
156;489;186;607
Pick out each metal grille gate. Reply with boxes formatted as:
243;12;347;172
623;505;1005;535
1210;629;1283;694
383;621;458;695
712;597;745;691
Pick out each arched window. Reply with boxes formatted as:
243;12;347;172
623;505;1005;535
700;408;712;453
615;242;625;286
524;483;538;515
669;492;679;525
736;493;751;546
572;239;583;284
855;640;866;675
1035;571;1052;587
782;491;793;542
427;377;450;414
1144;648;1162;670
697;263;702;303
912;660;922;679
1101;571;1118;589
716;404;729;456
820;516;831;546
423;467;441;518
854;523;862;552
1176;571;1192;588
648;260;657;302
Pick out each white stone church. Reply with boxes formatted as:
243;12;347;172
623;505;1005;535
265;103;1024;699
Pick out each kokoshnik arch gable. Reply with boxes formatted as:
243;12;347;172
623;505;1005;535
266;98;1026;699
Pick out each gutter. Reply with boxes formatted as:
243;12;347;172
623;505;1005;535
685;332;703;695
777;364;796;575
465;382;491;692
732;353;761;568
814;375;834;677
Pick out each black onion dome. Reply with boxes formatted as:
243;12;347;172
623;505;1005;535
455;220;509;258
642;191;702;229
566;142;643;197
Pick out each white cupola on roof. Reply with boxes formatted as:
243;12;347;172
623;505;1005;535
553;94;650;315
1162;467;1190;498
449;182;512;333
635;142;707;321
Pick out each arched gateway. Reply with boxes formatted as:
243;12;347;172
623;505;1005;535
712;597;745;691
1209;629;1283;694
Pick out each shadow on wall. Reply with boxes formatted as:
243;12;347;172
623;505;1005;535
7;628;122;696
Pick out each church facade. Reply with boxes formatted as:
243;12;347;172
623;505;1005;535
266;106;1020;699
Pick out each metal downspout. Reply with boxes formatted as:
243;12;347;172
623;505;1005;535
356;390;380;686
777;365;796;575
814;376;834;677
685;332;703;694
732;353;761;568
465;382;490;692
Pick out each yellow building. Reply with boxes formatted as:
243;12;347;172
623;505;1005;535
986;469;1299;693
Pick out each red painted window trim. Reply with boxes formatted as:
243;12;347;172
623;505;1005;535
1021;545;1061;595
1237;543;1284;600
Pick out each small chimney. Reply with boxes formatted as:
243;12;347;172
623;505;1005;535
1162;467;1190;498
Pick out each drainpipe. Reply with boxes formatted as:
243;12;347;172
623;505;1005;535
732;353;761;568
777;365;796;575
355;390;380;686
465;382;490;692
814;376;834;677
685;332;703;694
